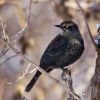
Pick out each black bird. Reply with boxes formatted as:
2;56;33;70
25;21;84;92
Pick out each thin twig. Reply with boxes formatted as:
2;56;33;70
0;0;32;59
6;63;31;84
27;0;32;25
0;18;9;42
0;18;6;38
5;63;36;85
6;63;36;85
29;67;36;74
75;0;98;50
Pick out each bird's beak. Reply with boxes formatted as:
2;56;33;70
55;25;63;29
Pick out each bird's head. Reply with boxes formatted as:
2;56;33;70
55;21;79;35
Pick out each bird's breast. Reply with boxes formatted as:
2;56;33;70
68;38;84;54
55;38;84;68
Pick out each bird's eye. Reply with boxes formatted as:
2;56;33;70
65;25;69;28
62;24;68;28
62;24;66;27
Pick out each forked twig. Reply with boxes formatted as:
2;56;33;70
6;63;31;84
0;0;32;59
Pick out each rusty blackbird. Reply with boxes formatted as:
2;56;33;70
25;21;84;92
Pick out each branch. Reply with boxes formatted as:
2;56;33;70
62;69;80;100
90;25;100;100
5;63;32;85
91;56;100;100
75;0;98;50
0;0;32;59
0;18;9;42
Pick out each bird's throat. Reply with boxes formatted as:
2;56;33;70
61;31;71;39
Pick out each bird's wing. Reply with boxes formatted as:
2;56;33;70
40;34;68;68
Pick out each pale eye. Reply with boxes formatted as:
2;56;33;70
62;24;68;28
66;25;69;28
62;24;66;27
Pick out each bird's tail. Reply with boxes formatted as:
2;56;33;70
25;70;41;92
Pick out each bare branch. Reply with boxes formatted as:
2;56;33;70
27;0;32;25
62;69;80;100
75;0;98;50
5;63;36;84
90;26;100;100
0;0;32;59
0;18;9;42
5;63;32;85
91;56;100;100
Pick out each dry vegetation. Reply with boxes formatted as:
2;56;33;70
0;0;100;100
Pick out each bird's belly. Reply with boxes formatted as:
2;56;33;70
55;48;84;69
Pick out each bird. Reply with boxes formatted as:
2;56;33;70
25;21;84;92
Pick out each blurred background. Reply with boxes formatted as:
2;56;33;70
0;0;100;100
